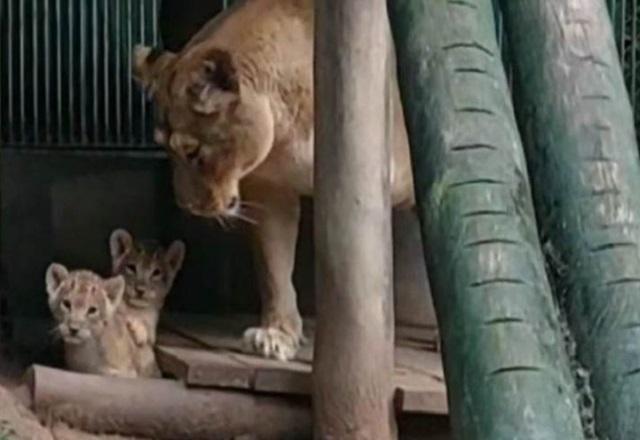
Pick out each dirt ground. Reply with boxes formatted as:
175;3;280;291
0;349;450;440
0;350;145;440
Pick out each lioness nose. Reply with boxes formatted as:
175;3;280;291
227;196;239;211
135;286;145;298
68;326;79;336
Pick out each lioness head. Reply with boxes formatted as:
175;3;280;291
133;45;274;219
109;228;185;310
45;264;125;344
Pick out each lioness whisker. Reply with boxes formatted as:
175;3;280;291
231;211;258;225
241;201;265;211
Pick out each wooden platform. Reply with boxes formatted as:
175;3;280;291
156;314;448;415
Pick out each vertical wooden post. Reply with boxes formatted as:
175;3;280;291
313;0;396;439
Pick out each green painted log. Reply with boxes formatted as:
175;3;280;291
388;1;585;439
499;1;640;438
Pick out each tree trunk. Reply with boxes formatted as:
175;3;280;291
313;0;396;438
388;1;585;438
500;0;640;438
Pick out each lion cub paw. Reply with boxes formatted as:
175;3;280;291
242;327;299;361
126;318;148;347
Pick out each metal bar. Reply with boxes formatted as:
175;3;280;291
140;0;146;143
80;0;87;142
33;0;40;143
115;0;122;142
68;0;75;142
92;0;99;142
103;0;110;142
55;0;62;143
151;0;159;45
7;0;14;143
44;0;51;142
19;0;25;143
127;0;134;143
0;0;4;142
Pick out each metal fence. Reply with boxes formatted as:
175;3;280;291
0;0;160;151
0;0;639;152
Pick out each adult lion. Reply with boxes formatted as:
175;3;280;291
133;0;414;361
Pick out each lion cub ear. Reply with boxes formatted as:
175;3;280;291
45;263;69;303
103;275;125;315
190;48;240;115
165;240;186;278
110;229;134;269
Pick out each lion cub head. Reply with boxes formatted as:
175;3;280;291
109;229;185;311
133;45;274;219
45;264;125;344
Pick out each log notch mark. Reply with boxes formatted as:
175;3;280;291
589;242;636;253
447;178;507;189
451;143;498;152
448;0;477;9
443;42;495;58
604;277;640;287
470;278;527;288
465;238;521;248
455;107;496;116
489;366;543;376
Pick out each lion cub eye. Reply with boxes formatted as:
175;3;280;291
151;268;162;279
87;306;98;316
125;264;137;274
62;300;72;310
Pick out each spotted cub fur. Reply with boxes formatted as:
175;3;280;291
109;229;185;368
45;264;141;377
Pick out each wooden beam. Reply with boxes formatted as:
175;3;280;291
26;365;311;440
313;0;396;438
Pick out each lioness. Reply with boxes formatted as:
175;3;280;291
133;0;414;361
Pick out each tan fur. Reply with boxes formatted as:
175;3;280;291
109;229;185;376
132;0;414;361
45;264;140;377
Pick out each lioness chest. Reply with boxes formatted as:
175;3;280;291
248;131;315;195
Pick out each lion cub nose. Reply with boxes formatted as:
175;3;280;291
135;286;145;298
68;326;79;336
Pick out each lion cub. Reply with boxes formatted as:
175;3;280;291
109;229;185;355
46;264;140;377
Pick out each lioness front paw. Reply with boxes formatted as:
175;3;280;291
242;327;300;361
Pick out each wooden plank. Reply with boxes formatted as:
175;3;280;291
396;388;449;415
157;315;447;415
157;346;254;389
156;335;448;415
161;313;438;358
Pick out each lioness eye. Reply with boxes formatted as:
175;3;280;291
125;264;136;274
87;306;98;316
185;148;200;163
151;268;162;278
62;300;71;310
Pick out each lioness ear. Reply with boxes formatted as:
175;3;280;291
132;44;174;93
45;263;69;302
109;229;134;267
103;275;125;313
165;240;186;276
190;48;239;115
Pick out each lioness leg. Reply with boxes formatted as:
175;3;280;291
243;186;303;361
